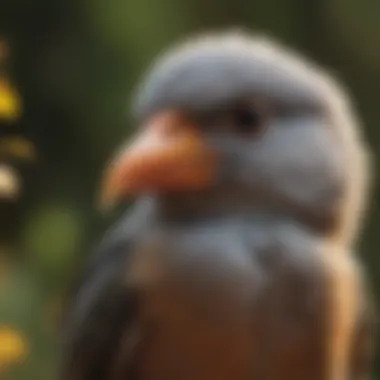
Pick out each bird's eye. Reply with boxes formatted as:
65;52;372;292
232;105;265;136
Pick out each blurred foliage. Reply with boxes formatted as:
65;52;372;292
0;137;37;162
0;0;379;379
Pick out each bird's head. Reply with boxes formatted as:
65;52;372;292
101;31;371;244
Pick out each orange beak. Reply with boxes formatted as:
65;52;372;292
100;111;218;210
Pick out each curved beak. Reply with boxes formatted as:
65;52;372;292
100;111;218;210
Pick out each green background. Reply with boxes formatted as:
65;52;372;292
0;0;379;379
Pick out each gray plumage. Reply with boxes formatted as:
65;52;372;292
61;30;375;380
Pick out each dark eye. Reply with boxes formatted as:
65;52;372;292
232;106;265;136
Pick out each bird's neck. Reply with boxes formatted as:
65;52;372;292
157;190;272;223
150;189;336;238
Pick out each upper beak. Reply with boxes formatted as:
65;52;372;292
100;111;218;210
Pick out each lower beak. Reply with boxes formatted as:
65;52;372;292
100;112;218;210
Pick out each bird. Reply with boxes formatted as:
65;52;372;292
60;30;376;380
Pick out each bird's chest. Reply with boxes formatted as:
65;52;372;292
129;222;329;380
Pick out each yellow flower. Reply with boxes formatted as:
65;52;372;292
0;79;22;121
0;136;37;161
0;326;28;369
